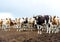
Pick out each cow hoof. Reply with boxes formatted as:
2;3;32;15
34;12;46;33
40;31;42;34
19;30;21;31
38;31;39;34
17;29;18;31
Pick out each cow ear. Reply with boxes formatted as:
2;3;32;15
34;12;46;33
6;18;8;20
57;16;59;18
15;18;17;20
36;16;38;19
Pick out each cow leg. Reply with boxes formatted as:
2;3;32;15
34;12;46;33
30;24;33;31
52;25;57;33
40;25;44;31
0;25;1;29
51;25;54;33
17;25;19;32
37;25;40;30
2;24;5;31
39;25;42;34
5;24;8;31
20;24;21;28
46;25;49;33
49;27;51;34
52;25;55;33
16;25;18;31
6;24;10;31
38;30;40;34
17;26;19;31
19;24;21;31
8;28;10;31
48;24;52;34
46;25;51;34
37;25;40;34
39;31;42;34
52;28;54;33
4;25;7;31
15;25;19;31
56;28;59;33
54;26;58;33
17;24;20;31
37;25;42;34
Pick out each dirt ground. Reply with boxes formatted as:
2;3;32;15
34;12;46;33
0;29;60;42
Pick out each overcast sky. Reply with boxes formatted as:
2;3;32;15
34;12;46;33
0;0;60;19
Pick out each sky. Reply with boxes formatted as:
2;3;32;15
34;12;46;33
0;0;60;19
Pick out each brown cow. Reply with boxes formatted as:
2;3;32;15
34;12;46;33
0;19;3;29
50;16;59;33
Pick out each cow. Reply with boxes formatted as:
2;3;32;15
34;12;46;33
0;19;3;29
21;17;29;30
2;18;10;31
15;18;21;28
11;20;17;28
15;17;29;31
57;18;60;32
33;15;52;34
43;15;52;34
33;15;45;34
28;17;36;31
2;18;14;31
15;18;24;31
51;16;60;33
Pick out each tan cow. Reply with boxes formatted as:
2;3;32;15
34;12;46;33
15;18;24;31
28;18;35;28
28;17;36;31
3;18;14;31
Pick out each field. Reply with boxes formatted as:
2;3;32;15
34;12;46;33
0;28;60;42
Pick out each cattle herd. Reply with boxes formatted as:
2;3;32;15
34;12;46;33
0;15;60;34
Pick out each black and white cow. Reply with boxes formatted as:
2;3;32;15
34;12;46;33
44;15;52;34
22;17;29;30
33;15;52;34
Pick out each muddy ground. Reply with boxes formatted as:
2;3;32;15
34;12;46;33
0;29;60;42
